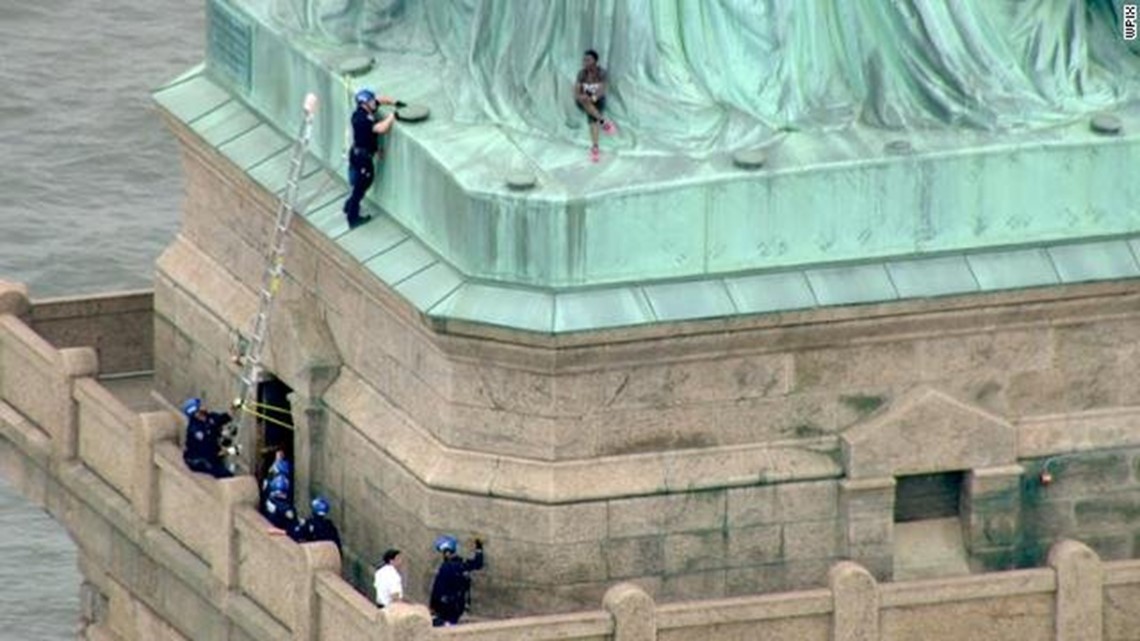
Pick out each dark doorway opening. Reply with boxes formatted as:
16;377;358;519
894;471;963;523
256;376;294;480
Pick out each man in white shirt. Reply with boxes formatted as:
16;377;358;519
374;548;404;608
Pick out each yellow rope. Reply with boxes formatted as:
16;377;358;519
237;404;295;430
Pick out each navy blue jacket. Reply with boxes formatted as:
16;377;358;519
351;106;380;154
183;411;231;463
430;549;484;622
263;494;297;531
289;515;342;554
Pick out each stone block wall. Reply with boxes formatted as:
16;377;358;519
962;465;1023;571
8;278;1140;639
1021;447;1140;565
27;291;154;376
160;113;1140;465
150;116;1140;615
305;358;846;614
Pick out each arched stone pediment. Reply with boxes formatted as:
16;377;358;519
841;387;1016;479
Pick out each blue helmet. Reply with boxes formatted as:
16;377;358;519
268;459;291;479
354;88;376;104
433;534;458;553
311;496;330;516
181;397;202;417
268;475;290;496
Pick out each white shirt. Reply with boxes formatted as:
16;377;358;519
374;564;403;606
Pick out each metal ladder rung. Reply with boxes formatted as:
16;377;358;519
229;94;320;472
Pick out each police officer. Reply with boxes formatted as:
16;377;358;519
429;535;484;627
262;475;298;531
181;397;233;479
343;87;398;229
260;450;292;505
290;496;342;556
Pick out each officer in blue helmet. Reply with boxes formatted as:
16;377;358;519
262;474;298;531
180;397;233;478
260;449;293;505
429;534;484;626
289;496;342;555
342;87;399;229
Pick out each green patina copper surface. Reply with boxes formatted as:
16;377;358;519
154;1;1140;333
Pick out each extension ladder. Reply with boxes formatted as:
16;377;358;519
229;93;320;471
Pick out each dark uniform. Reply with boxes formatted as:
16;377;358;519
259;458;292;506
183;411;233;478
430;544;484;626
289;515;342;555
263;493;297;531
343;105;382;227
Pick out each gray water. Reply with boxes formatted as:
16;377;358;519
0;1;204;638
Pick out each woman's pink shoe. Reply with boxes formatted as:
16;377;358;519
602;120;617;135
590;146;600;163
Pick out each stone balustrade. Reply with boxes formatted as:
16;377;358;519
27;290;154;376
75;378;142;501
4;277;1140;640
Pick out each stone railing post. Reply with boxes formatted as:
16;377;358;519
216;475;259;589
133;411;179;523
830;561;879;641
383;602;434;641
296;543;342;641
603;582;657;641
57;346;99;462
1048;540;1103;641
0;280;29;406
0;279;30;317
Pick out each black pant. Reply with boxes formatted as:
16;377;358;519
184;455;232;479
432;610;462;627
343;151;375;224
431;596;465;626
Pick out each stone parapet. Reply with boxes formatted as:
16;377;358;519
0;315;97;462
233;507;305;633
0;399;52;505
314;572;386;641
1;319;1140;640
151;212;1140;611
878;569;1055;640
28;290;154;375
134;411;179;523
75;377;141;500
7;268;1140;620
0;302;363;639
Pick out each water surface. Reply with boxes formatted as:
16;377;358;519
0;1;204;637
